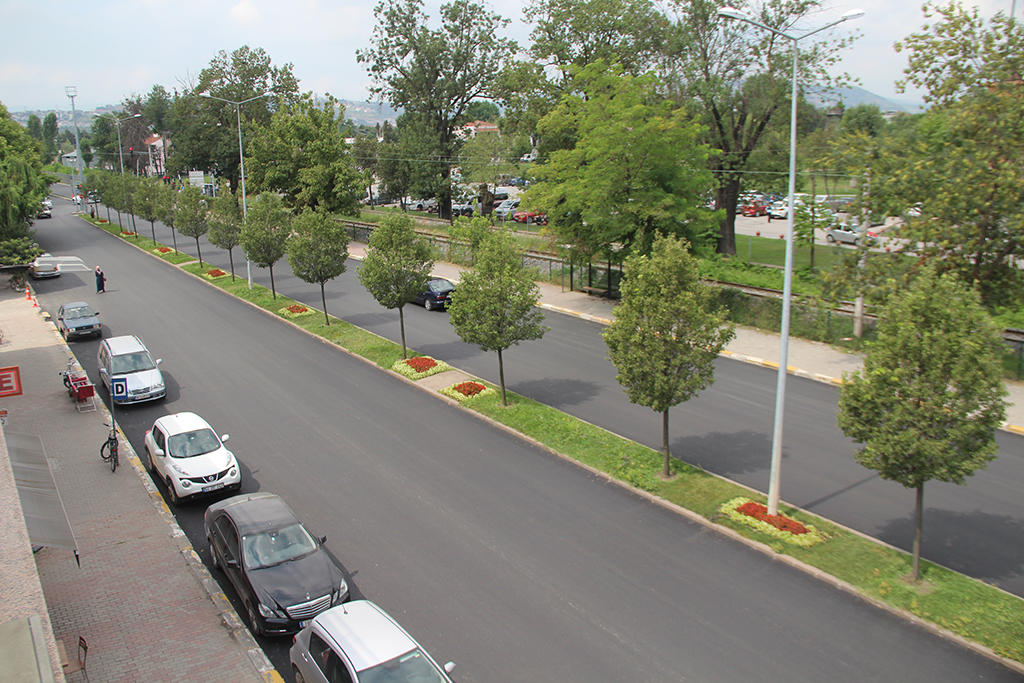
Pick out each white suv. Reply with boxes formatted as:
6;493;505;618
290;601;455;683
97;335;166;404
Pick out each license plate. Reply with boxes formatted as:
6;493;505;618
202;482;225;492
299;620;308;628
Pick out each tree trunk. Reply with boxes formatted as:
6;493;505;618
912;483;924;582
269;264;276;300
170;226;178;253
497;348;507;406
195;238;203;266
662;409;671;478
399;306;407;358
228;248;236;281
715;177;740;256
150;219;156;243
321;282;330;326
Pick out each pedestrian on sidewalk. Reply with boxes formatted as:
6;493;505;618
95;266;106;293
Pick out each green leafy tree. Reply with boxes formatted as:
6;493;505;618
351;136;380;204
246;93;363;215
528;62;718;261
448;230;548;405
133;176;163;243
144;85;173;134
603;234;734;476
154;182;181;253
0;237;43;266
837;266;1007;582
208;185;244;281
840;103;886;137
357;212;434;357
26;115;42;141
357;0;518;220
463;101;500;122
240;192;290;299
0;103;51;240
42;112;58;161
175;185;210;264
662;0;857;255
286;209;350;325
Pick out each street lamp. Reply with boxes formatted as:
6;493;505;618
99;112;142;229
198;90;274;289
66;86;82;205
719;6;864;515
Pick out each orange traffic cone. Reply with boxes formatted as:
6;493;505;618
25;284;31;301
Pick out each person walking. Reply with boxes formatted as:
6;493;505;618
95;266;106;293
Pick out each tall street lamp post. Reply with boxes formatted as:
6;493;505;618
719;6;864;515
199;91;274;290
66;86;82;205
100;113;142;229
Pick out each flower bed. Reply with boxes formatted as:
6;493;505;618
206;269;228;279
120;231;136;236
155;247;172;254
97;219;109;224
391;356;452;380
279;303;314;319
719;497;827;548
440;380;496;402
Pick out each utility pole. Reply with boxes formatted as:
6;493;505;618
66;86;82;205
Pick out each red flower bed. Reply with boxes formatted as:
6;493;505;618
451;381;486;397
207;269;227;277
286;304;309;314
158;247;172;253
404;356;437;373
121;231;136;236
736;501;809;535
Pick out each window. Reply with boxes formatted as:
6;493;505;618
216;516;239;562
309;633;354;683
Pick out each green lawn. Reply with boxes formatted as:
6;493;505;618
80;212;1024;666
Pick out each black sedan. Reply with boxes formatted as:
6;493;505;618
204;493;349;637
414;277;455;311
55;302;101;339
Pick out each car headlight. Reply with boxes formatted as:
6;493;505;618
154;380;165;390
257;602;284;618
171;464;188;476
335;579;348;602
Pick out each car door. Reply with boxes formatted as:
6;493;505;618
213;515;249;601
303;632;356;683
150;425;168;479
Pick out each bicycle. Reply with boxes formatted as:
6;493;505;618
9;273;26;291
101;421;119;472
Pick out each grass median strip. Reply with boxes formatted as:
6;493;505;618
89;213;1024;666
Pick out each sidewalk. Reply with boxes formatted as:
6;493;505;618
0;289;275;683
347;242;1024;433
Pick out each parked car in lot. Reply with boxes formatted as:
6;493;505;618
451;202;474;217
741;199;767;217
97;334;165;404
144;412;241;505
413;277;455;311
289;600;455;683
28;253;60;278
825;222;867;245
513;209;547;225
206;492;349;637
493;198;520;220
55;302;101;340
410;198;437;212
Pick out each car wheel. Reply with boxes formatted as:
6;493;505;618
208;536;220;570
246;602;264;637
165;477;182;506
143;446;153;472
424;298;435;311
59;326;67;340
826;233;835;243
293;668;306;683
853;237;859;246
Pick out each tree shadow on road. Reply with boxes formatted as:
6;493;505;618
510;377;602;409
671;429;774;477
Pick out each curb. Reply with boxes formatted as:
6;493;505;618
49;297;282;683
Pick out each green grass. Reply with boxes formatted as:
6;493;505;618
77;211;1024;665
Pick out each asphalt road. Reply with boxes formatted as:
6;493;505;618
29;187;1024;681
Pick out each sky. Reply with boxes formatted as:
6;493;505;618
0;0;1014;114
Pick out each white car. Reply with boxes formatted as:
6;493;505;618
144;412;241;505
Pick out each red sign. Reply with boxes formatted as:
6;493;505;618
0;366;23;397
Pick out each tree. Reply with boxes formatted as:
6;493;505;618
175;185;209;264
42;112;58;161
527;62;718;261
144;85;173;134
447;230;548;405
603;235;734;476
0;103;50;241
133;176;163;243
26;115;42;141
837;267;1007;582
350;135;379;204
246;93;364;215
464;101;500;122
662;0;857;255
208;185;243;281
357;212;434;357
286;209;350;325
154;182;181;253
840;103;885;137
240;192;290;299
357;0;518;220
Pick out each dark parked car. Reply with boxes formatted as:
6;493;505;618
205;492;349;637
56;302;101;340
413;277;455;311
451;202;475;217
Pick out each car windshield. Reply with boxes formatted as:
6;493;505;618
166;428;221;458
358;648;448;683
65;306;95;320
110;351;156;374
242;523;318;569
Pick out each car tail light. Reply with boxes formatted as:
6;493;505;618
867;231;877;238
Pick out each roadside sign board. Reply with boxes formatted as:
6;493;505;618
0;366;23;397
188;171;204;188
111;377;128;401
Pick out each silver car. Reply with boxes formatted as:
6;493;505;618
97;334;166;403
825;223;867;245
290;600;455;683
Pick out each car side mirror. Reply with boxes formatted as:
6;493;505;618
221;434;230;443
153;447;165;457
319;535;327;545
155;359;163;366
444;662;456;674
226;558;239;569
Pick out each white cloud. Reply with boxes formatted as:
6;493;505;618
230;0;261;24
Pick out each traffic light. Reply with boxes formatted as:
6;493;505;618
128;146;133;158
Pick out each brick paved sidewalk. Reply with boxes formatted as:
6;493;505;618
0;289;276;683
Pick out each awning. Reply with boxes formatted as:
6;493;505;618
5;432;78;555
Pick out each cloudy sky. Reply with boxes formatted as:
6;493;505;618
0;0;1014;113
